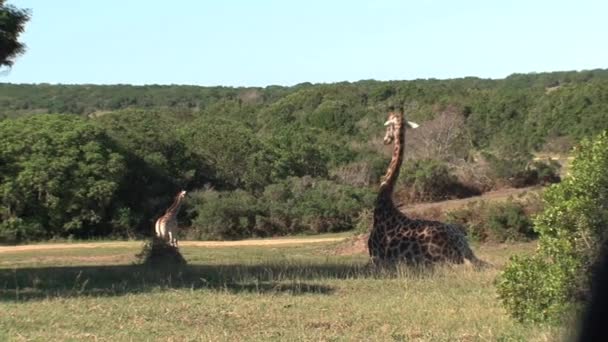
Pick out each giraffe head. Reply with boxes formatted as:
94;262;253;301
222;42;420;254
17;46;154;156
383;111;419;145
177;190;187;199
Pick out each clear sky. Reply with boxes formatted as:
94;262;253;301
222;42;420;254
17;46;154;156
4;0;608;86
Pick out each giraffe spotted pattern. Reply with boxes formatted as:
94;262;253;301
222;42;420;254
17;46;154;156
368;110;487;268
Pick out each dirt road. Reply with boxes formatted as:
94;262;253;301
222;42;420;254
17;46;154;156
0;237;346;254
399;186;541;214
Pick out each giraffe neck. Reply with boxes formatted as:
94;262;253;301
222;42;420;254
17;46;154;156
377;118;405;205
164;195;184;218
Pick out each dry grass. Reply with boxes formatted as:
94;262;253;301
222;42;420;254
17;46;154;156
0;237;565;341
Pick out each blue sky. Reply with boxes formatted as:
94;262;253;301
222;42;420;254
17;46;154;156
5;0;607;86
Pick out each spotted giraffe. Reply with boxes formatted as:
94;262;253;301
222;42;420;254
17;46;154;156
368;110;487;267
155;190;187;247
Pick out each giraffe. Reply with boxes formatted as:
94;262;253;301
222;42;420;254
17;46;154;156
368;109;487;268
155;190;187;247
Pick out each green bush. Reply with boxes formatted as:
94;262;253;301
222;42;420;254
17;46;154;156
496;132;608;323
186;177;373;240
187;189;260;240
530;160;561;185
181;117;274;191
496;254;574;323
258;177;374;235
0;217;44;244
484;151;561;188
446;200;536;243
399;159;478;202
486;202;535;242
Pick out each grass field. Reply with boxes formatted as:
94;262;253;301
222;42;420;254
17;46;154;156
0;236;567;341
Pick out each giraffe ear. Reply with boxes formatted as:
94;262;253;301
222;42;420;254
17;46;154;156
383;120;392;126
405;121;419;129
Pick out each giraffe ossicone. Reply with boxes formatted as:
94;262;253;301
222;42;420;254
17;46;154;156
369;109;487;268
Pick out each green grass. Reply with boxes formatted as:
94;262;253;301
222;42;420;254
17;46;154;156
0;238;566;341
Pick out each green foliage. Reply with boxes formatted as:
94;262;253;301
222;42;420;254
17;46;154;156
187;177;373;240
261;125;329;180
496;132;608;323
95;109;199;187
496;255;573;323
531;160;561;185
0;216;43;244
181;116;273;191
446;200;536;243
187;189;260;240
0;1;31;68
0;115;126;241
399;159;475;202
257;177;374;236
484;150;560;188
307;100;360;134
94;110;202;232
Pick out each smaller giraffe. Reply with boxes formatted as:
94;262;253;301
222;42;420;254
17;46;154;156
155;190;187;247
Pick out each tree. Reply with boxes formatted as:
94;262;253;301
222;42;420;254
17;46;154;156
180;116;273;192
0;1;30;69
0;115;126;242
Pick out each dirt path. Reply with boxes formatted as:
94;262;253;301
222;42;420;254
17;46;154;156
0;237;346;254
399;186;541;214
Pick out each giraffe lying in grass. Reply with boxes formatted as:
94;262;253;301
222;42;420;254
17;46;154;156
368;109;487;268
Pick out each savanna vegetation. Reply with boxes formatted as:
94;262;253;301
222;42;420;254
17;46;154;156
3;69;608;243
2;1;606;338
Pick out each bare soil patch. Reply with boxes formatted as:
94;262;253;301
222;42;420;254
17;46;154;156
0;237;346;254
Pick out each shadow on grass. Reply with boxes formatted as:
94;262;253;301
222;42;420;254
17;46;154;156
0;261;381;302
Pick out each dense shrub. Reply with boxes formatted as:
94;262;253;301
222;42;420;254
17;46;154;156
180;116;272;191
496;132;608;323
531;160;561;185
484;151;561;188
257;177;374;235
399;159;479;202
187;189;260;240
262;125;329;180
0;115;126;242
446;199;537;243
186;177;373;240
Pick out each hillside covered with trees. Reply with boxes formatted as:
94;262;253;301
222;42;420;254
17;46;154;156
1;68;607;243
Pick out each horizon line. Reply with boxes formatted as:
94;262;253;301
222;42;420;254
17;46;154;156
1;67;606;88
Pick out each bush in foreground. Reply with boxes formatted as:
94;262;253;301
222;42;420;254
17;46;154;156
496;132;608;323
